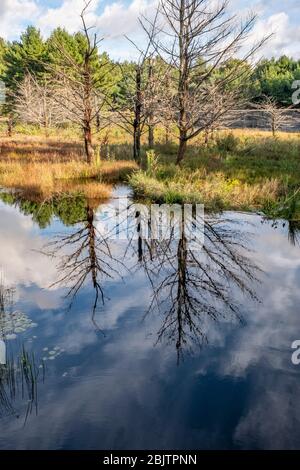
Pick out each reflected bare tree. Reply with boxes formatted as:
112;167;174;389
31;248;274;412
287;221;300;246
41;195;261;357
43;203;123;328
131;213;260;362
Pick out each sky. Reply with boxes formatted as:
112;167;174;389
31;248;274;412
0;0;299;60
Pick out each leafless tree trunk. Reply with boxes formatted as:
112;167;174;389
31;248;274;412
7;117;13;137
133;66;142;162
142;0;270;164
82;35;95;164
47;0;111;164
258;97;293;137
147;60;155;148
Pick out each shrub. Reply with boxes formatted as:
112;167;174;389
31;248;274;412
216;132;239;152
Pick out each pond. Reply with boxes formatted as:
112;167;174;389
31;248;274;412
0;185;299;450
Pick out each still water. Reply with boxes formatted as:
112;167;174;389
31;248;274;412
0;186;299;450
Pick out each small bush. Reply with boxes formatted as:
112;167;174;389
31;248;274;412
216;132;239;152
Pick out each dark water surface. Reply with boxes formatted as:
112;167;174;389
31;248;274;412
0;186;300;450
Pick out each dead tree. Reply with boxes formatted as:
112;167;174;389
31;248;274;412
7;118;13;137
198;82;241;144
147;60;155;148
113;61;150;162
113;12;170;162
258;96;293;137
144;58;168;148
133;64;143;160
142;0;270;163
14;73;65;136
48;0;112;163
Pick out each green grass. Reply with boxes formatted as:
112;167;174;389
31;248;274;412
129;131;300;220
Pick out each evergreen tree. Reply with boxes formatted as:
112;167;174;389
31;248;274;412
254;56;300;105
47;28;116;108
47;28;83;68
212;59;260;99
0;38;7;78
0;38;7;113
3;26;49;91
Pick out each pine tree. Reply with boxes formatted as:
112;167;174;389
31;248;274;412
254;56;300;105
0;38;7;78
3;26;49;90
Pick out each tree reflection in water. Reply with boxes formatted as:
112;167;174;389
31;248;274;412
132;213;261;362
286;220;300;246
43;203;125;329
1;190;262;360
0;191;125;329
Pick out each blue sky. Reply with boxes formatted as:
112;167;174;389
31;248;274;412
0;0;299;60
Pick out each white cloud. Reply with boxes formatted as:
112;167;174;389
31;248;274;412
0;0;39;39
250;12;300;58
37;0;101;36
36;0;156;60
96;0;152;38
0;205;58;291
0;0;299;59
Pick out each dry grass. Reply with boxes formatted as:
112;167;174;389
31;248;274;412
0;135;138;200
0;160;137;199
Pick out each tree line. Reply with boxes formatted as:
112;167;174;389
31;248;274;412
0;0;299;164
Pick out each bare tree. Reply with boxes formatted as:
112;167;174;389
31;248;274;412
196;82;241;144
113;58;152;162
258;96;293;137
143;58;173;148
14;73;65;136
49;0;112;163
142;0;269;163
113;13;170;162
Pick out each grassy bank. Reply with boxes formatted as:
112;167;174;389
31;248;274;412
0;134;138;200
0;129;299;221
129;130;300;220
